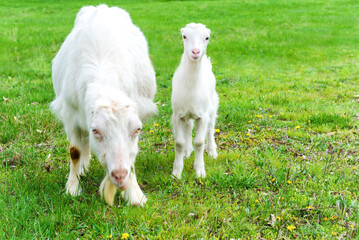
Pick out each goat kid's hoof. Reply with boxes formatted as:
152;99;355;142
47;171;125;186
171;170;182;179
195;168;206;178
207;148;218;159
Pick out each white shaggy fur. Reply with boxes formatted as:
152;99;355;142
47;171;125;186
171;23;219;179
51;4;157;207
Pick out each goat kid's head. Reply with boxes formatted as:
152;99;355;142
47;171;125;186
90;102;142;190
181;23;211;62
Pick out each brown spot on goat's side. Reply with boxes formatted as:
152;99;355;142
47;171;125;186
70;146;81;163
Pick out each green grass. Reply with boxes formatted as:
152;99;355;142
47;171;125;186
1;0;359;238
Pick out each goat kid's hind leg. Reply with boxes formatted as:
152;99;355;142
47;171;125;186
206;114;218;159
172;116;186;179
66;127;90;196
121;168;147;207
194;117;209;178
184;119;194;158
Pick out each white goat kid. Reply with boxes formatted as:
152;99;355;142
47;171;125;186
51;5;157;206
171;23;219;179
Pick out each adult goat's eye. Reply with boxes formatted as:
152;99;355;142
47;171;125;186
92;128;103;141
205;37;209;41
133;128;141;136
183;35;187;39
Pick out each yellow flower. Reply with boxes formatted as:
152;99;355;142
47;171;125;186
248;120;252;123
255;200;259;203
149;130;154;133
287;180;292;184
306;206;315;210
276;216;283;221
352;166;356;170
292;217;298;221
295;126;300;129
286;225;296;232
246;133;250;136
107;235;112;239
269;115;273;118
121;233;130;239
154;123;159;127
307;120;311;123
271;178;275;182
215;129;220;133
351;224;354;228
323;217;328;221
331;232;337;236
330;215;337;220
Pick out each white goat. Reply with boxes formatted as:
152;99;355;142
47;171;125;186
50;4;157;206
171;23;219;179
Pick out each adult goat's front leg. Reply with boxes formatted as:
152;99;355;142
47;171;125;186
172;116;186;179
194;117;209;178
66;127;90;196
121;170;147;206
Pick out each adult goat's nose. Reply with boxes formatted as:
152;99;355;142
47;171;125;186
192;48;200;55
111;169;128;185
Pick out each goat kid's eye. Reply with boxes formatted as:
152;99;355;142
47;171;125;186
205;37;209;41
183;35;187;39
92;129;98;134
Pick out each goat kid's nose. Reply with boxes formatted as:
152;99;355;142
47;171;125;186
192;49;200;55
111;169;128;185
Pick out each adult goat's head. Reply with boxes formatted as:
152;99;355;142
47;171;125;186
89;93;141;190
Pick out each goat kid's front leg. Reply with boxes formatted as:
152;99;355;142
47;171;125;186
172;117;187;179
184;119;194;158
206;114;218;159
194;117;209;178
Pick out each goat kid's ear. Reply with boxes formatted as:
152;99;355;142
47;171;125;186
181;28;184;34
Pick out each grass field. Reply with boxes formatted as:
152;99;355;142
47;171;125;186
1;0;359;238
